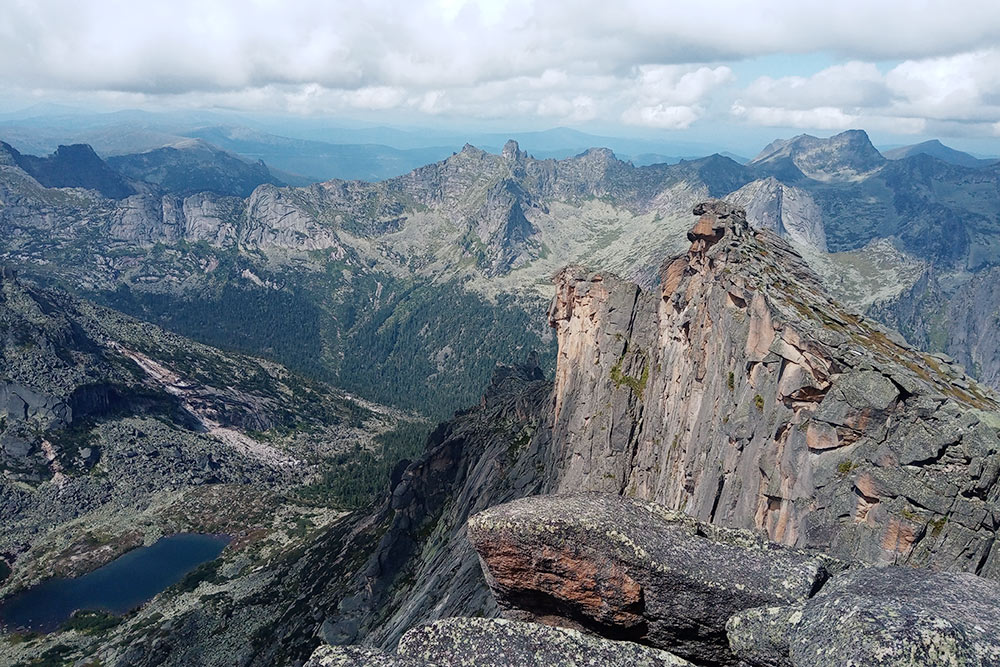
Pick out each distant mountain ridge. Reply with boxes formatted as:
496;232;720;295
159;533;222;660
0;137;286;199
0;141;135;199
107;138;284;197
3;127;1000;409
749;129;886;182
884;139;998;168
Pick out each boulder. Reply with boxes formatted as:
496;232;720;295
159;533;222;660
306;618;691;666
726;606;800;667
305;645;422;666
467;493;831;665
788;566;1000;667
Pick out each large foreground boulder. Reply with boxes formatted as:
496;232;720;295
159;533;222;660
305;617;691;666
729;566;1000;666
466;493;832;665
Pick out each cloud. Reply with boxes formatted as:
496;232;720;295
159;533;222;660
4;1;1000;93
620;65;734;129
733;49;1000;135
740;62;888;110
2;0;1000;136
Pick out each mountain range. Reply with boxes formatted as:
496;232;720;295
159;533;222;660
3;127;999;393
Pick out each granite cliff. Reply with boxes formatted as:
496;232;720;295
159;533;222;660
544;201;1000;571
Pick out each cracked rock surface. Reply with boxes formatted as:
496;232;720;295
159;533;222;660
307;617;691;666
729;566;1000;667
468;493;829;665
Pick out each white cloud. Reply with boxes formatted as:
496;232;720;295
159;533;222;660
621;105;702;130
886;50;1000;122
619;65;734;129
734;48;1000;135
741;62;888;110
2;0;1000;136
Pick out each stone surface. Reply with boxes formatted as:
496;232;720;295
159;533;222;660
308;618;692;666
726;606;800;667
306;645;424;667
468;493;829;665
788;566;1000;667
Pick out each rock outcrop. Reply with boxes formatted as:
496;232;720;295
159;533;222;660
310;201;1000;666
729;566;1000;666
546;201;1000;575
468;493;831;665
727;178;827;252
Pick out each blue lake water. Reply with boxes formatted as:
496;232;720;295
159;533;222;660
0;533;229;633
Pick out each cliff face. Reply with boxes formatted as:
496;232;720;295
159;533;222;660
545;201;1000;574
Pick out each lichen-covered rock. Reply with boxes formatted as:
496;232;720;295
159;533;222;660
726;605;801;667
788;566;1000;666
308;617;692;666
468;493;830;665
305;645;424;667
399;617;692;666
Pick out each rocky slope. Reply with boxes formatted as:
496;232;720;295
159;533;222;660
7;128;1000;421
544;202;1000;571
871;267;1000;389
304;202;1000;663
0;141;135;199
0;272;419;666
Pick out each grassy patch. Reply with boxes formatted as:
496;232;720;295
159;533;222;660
171;559;225;594
837;459;858;477
61;609;122;635
610;359;649;397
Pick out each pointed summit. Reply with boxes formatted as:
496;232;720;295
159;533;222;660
501;139;522;161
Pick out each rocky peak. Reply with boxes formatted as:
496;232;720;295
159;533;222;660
577;146;617;163
0;141;21;167
4;142;135;199
501;139;523;162
728;177;829;252
458;143;488;159
686;200;748;254
547;202;1000;572
750;129;885;182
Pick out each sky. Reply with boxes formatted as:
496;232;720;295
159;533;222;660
3;0;1000;154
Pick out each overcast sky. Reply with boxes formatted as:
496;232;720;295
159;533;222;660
3;0;1000;152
